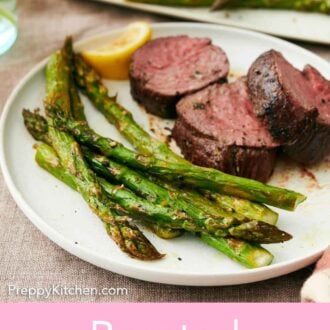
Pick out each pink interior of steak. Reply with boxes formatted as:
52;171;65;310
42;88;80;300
303;65;330;125
176;79;279;148
131;35;229;96
274;51;318;120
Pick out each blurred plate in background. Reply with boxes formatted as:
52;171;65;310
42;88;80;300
93;0;330;44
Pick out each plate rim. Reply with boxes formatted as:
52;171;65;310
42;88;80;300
0;22;329;286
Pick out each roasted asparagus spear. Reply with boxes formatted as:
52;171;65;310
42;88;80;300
23;107;278;225
36;143;163;260
36;143;275;267
83;147;278;227
67;37;182;240
23;110;277;267
43;118;290;243
43;50;162;260
47;108;305;211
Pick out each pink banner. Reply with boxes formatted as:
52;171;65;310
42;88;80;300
0;303;329;330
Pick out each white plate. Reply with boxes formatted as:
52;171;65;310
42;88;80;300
1;23;330;286
93;0;330;44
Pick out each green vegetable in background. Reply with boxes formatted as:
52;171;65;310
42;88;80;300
127;0;330;13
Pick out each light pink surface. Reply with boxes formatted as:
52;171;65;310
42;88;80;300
1;303;330;329
315;247;330;272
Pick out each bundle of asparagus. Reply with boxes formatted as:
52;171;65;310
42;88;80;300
128;0;330;14
211;0;330;12
23;37;305;268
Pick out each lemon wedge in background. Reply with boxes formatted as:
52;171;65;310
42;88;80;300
81;22;152;80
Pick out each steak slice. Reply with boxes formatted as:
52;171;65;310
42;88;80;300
129;35;229;118
247;50;318;144
172;79;279;182
283;65;330;165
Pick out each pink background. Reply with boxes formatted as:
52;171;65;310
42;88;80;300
1;303;329;330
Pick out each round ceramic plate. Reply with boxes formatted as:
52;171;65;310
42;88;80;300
1;23;330;286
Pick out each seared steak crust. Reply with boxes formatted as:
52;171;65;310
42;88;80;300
247;50;318;144
172;79;278;182
129;35;229;118
173;119;277;182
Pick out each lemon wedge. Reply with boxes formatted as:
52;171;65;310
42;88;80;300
81;22;152;80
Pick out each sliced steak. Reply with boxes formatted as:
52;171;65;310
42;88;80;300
283;65;330;165
172;79;279;182
129;35;229;118
247;50;318;144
